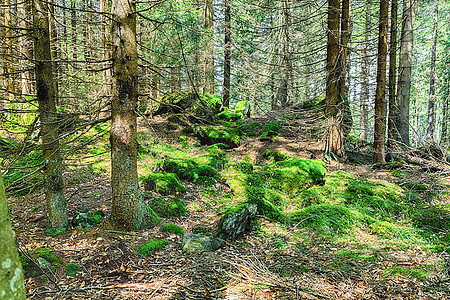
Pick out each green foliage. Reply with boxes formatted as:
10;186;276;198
237;122;262;137
45;227;67;236
216;109;242;122
206;144;228;170
159;223;185;236
141;172;186;195
237;162;254;174
149;196;187;218
138;239;171;256
65;263;82;277
301;97;325;110
234;100;250;117
260;122;282;140
384;266;430;281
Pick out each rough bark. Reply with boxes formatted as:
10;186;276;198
323;0;345;158
274;0;292;110
101;0;111;96
338;0;352;135
373;0;389;164
223;0;231;108
110;0;152;231
71;0;77;65
33;0;68;233
359;0;372;142
3;0;16;101
49;2;59;105
395;0;415;147
202;0;215;94
387;0;399;152
425;3;439;144
0;174;26;300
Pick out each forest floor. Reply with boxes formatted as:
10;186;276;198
6;111;450;300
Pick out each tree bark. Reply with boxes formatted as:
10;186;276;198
395;0;415;147
223;0;231;108
274;0;292;110
0;174;26;300
373;0;389;164
202;0;215;94
425;3;439;144
323;0;345;158
110;0;153;231
359;0;372;142
33;0;68;233
387;0;399;153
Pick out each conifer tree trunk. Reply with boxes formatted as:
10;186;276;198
33;0;68;233
323;0;345;158
110;0;152;231
359;0;372;142
4;0;15;101
396;0;415;147
223;0;231;108
373;0;389;164
425;3;439;144
387;0;399;153
203;0;215;94
274;0;292;109
0;174;26;300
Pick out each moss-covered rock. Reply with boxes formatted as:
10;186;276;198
159;223;185;236
141;172;186;195
138;239;171;256
237;122;262;137
216;109;242;122
182;233;223;254
247;187;286;222
71;209;105;229
193;124;240;149
21;248;62;277
149;196;187;218
162;158;220;186
260;122;282;140
262;149;291;162
218;203;257;240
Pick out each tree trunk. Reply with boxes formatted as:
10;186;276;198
323;0;345;158
110;0;154;231
359;0;372;142
33;0;68;233
387;0;399;153
0;174;26;300
274;0;292;110
3;0;16;101
202;0;215;94
101;0;111;96
373;0;389;164
338;0;352;135
49;2;59;105
71;0;77;66
395;0;415;147
424;3;439;144
223;0;231;108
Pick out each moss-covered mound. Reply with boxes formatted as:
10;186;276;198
149;196;187;218
65;263;82;277
162;158;220;186
71;209;105;229
260;122;282;140
138;239;171;256
193;124;240;149
153;91;222;122
141;172;186;195
159;223;185;236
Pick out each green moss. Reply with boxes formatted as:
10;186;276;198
159;223;185;236
216;109;242;122
193;124;240;148
4;150;43;195
21;248;62;277
162;158;220;186
260;122;281;140
411;205;450;232
149;196;187;218
301;97;325;110
237;122;262;137
237;162;254;174
206;144;228;170
65;263;82;277
45;227;67;236
247;187;286;222
138;239;171;256
192;226;210;235
262;149;291;162
234;100;250;117
141;172;186;195
290;204;366;234
384;266;430;281
72;209;105;229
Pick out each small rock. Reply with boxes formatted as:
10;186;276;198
218;204;257;240
36;257;51;269
182;233;223;254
